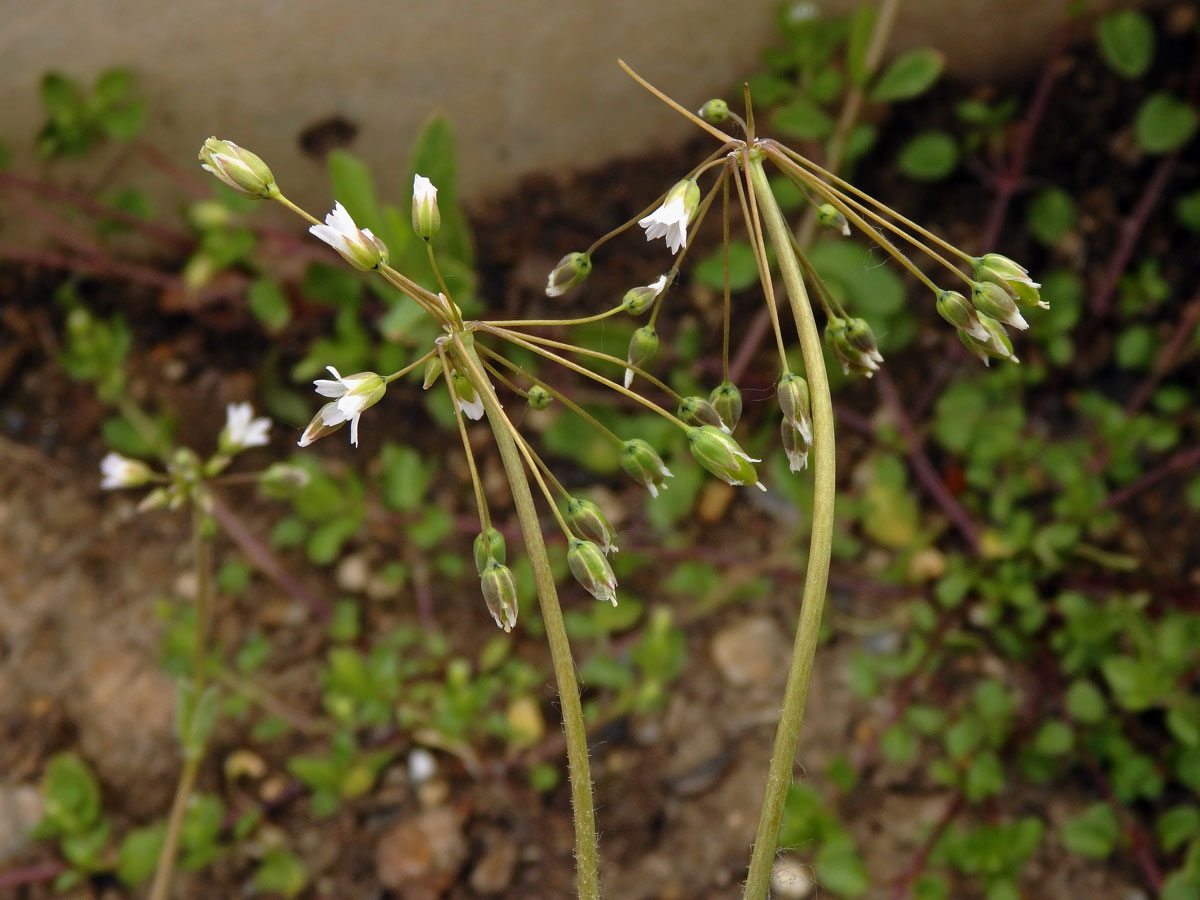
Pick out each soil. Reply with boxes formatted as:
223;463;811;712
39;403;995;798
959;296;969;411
1;12;1197;900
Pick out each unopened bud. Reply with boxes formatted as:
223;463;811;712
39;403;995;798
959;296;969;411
527;385;552;410
678;396;728;432
480;559;519;631
198;138;278;199
474;526;507;574
622;274;669;315
971;280;1029;331
624;325;659;388
974;253;1045;309
566;497;618;554
816;203;850;236
825;315;881;377
620;439;673;498
567;539;618;605
258;463;311;500
687;425;764;490
545;252;592;297
936;289;989;341
423;357;443;389
776;372;812;445
708;381;743;430
958;313;1019;366
698;99;730;123
411;174;441;240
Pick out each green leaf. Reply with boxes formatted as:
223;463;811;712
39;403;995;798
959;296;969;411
116;825;165;886
248;278;291;331
327;150;393;248
379;443;432;512
1135;93;1198;154
1031;720;1074;756
40;72;83;118
770;94;834;140
1096;10;1155;79
1177;189;1200;232
1157;806;1200;853
869;49;944;103
965;751;1006;801
99;100;146;141
254;848;308;898
1027;187;1076;246
1061;803;1120;858
693;240;761;292
846;6;877;86
896;131;958;181
40;753;102;835
1114;324;1156;370
815;834;870;897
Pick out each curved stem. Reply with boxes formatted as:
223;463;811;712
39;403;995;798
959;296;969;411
741;157;836;900
450;335;600;900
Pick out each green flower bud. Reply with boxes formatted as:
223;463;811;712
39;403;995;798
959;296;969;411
422;357;443;389
621;274;669;315
824;315;881;377
686;425;764;490
973;253;1046;309
624;325;659;388
776;372;812;445
411;174;440;241
567;539;618;605
958;313;1019;366
620;438;673;498
678;395;728;432
698;98;730;123
545;252;592;297
781;420;810;473
527;385;552;411
816;203;850;236
480;559;518;631
198;138;278;199
566;497;617;555
936;289;989;341
971;280;1029;331
258;463;311;500
709;380;743;430
474;527;507;574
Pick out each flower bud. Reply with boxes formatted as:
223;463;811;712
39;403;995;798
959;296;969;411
100;452;154;490
423;357;443;389
620;439;673;498
480;559;519;632
776;372;812;445
450;370;485;420
824;315;881;377
709;381;743;430
258;463;311;500
958;313;1019;366
411;174;441;241
545;252;592;297
974;253;1045;309
567;539;618;605
781;420;810;473
198;138;278;199
698;99;730;123
686;425;764;490
474;526;507;574
527;385;552;410
566;497;618;554
678;395;728;432
621;274;669;315
971;280;1029;331
816;203;850;236
624;325;659;388
936;289;989;341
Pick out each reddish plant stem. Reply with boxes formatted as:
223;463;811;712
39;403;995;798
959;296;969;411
875;370;981;552
208;495;330;621
1089;150;1181;316
979;23;1071;250
1080;750;1164;892
889;792;964;900
1100;444;1200;510
0;861;67;891
0;243;178;290
1124;287;1200;416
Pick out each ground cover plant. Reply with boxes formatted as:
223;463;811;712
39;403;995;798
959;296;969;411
0;2;1197;898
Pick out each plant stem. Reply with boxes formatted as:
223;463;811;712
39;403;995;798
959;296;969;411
741;155;836;900
148;504;213;900
451;335;600;900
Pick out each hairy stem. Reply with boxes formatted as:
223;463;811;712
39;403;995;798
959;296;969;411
741;155;836;900
451;335;600;900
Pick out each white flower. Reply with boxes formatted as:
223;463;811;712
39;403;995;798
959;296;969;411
100;452;153;490
638;179;700;255
412;174;440;239
309;203;387;270
449;371;487;420
299;366;386;447
220;402;271;453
